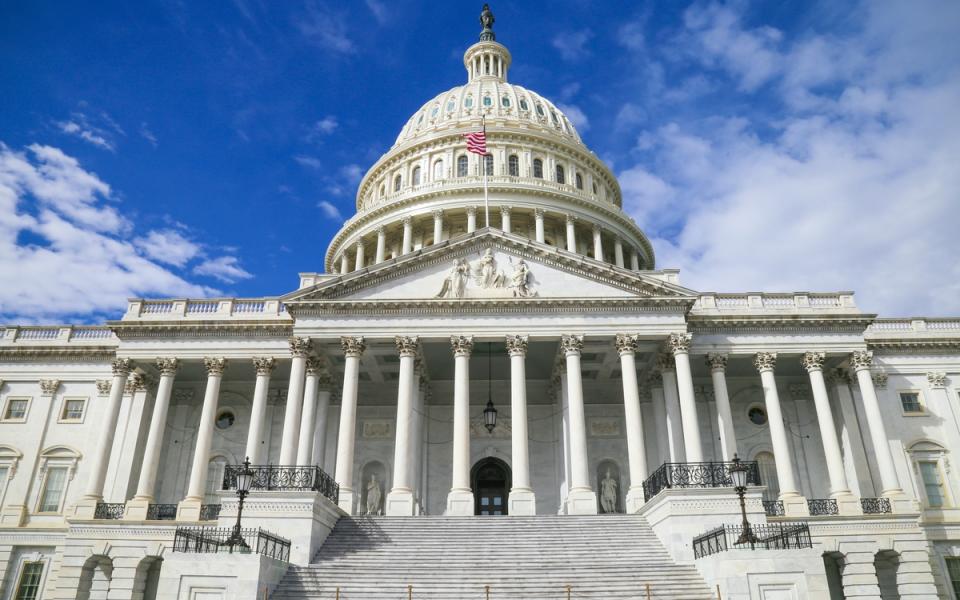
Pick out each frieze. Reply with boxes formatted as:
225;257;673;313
362;420;393;439
588;418;621;437
292;297;691;317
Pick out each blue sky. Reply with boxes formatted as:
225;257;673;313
1;1;958;323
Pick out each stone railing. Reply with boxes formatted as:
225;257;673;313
693;292;859;315
1;326;117;346
123;298;289;322
866;318;960;338
642;461;761;501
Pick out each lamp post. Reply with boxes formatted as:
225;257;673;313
226;456;255;551
483;342;497;433
729;454;758;548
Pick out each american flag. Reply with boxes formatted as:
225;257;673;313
464;130;487;155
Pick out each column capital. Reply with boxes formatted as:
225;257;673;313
203;357;228;376
252;356;276;375
377;225;386;235
466;205;477;216
96;379;112;396
111;358;134;376
655;352;674;373
927;372;947;389
395;335;421;357
355;239;364;249
156;357;179;375
801;351;826;372
505;334;528;356
753;352;777;373
402;216;413;226
499;205;511;216
450;335;474;357
705;353;728;372
124;372;147;394
850;350;873;371
39;379;61;396
614;333;639;356
432;208;444;219
560;334;584;356
340;336;367;357
668;333;692;355
872;371;889;389
565;213;578;224
592;224;601;234
289;336;313;358
534;208;545;219
305;357;324;375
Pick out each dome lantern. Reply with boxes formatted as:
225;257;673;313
464;5;511;83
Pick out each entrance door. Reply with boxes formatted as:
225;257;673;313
472;458;511;515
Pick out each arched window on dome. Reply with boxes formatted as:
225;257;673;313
519;98;529;111
533;158;543;179
433;159;444;181
483;155;493;176
551;110;560;126
464;96;474;108
394;174;402;192
501;96;510;108
483;95;493;107
431;104;440;118
535;103;545;117
575;173;583;190
555;164;565;185
446;98;456;113
508;155;519;177
457;155;469;177
412;166;421;187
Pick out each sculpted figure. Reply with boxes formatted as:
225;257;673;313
366;473;382;516
509;258;536;298
436;259;469;298
600;469;618;513
474;248;504;288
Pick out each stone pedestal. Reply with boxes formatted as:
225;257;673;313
124;498;151;520
565;488;598;515
695;549;831;599
508;488;536;516
625;488;646;513
72;498;100;520
385;489;416;516
157;552;290;600
337;488;355;515
835;493;864;516
782;494;811;518
0;505;27;526
176;498;203;522
446;489;474;516
887;492;921;514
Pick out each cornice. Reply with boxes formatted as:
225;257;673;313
108;320;294;340
868;339;960;354
0;346;117;362
688;314;875;334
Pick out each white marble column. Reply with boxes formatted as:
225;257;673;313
534;208;545;243
179;357;227;519
466;206;477;233
401;217;413;254
648;373;671;466
76;358;132;517
561;334;598;514
375;227;386;263
669;334;703;463
410;375;427;512
279;337;311;465
506;335;535;515
296;358;322;465
631;250;640;271
387;336;420;515
432;210;443;244
592;226;603;261
753;353;802;506
312;373;333;468
126;359;176;518
447;335;475;515
340;253;349;274
354;240;365;270
558;372;572;510
565;215;577;253
614;238;624;268
246;357;276;464
706;354;737;461
657;354;686;463
801;352;861;515
851;351;903;498
616;334;648;512
500;206;512;233
334;337;365;512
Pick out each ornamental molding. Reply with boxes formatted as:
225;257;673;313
305;357;324;375
156;357;179;376
203;357;228;376
850;350;873;371
173;389;195;403
505;334;528;356
668;333;692;355
95;380;111;396
614;333;639;356
872;372;889;389
340;336;366;357
0;347;116;363
927;372;947;389
801;351;826;372
560;334;584;356
394;335;421;357
291;297;690;317
289;336;312;358
655;352;674;373
112;358;134;376
450;335;474;357
107;321;294;340
39;379;61;396
789;383;809;400
688;315;874;334
753;352;777;373
252;356;277;375
868;340;960;354
124;372;147;395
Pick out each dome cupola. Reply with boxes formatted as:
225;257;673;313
464;4;511;83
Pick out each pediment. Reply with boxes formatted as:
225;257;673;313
286;230;696;307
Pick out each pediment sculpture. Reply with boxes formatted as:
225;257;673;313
436;248;538;299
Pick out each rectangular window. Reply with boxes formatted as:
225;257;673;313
946;557;960;598
14;561;44;600
919;461;945;508
3;398;29;421
900;392;924;414
60;398;86;422
38;467;67;513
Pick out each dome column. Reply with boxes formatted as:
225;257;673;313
592;226;603;261
614;238;625;268
354;240;365;270
340;253;350;274
466;206;477;233
432;210;443;244
375;227;386;263
500;206;512;233
631;250;640;271
565;215;577;253
534;209;545;243
402;217;413;254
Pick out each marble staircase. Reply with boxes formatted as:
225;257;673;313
273;515;715;599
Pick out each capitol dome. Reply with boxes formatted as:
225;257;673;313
325;7;654;275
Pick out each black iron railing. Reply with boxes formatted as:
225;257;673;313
693;522;812;559
199;504;221;521
763;500;785;517
172;526;290;562
94;502;125;520
222;465;339;504
807;498;839;516
861;497;892;514
146;503;178;520
642;461;761;501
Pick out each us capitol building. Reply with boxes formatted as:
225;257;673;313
1;7;959;600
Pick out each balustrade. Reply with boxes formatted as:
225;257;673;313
642;461;761;501
222;464;339;504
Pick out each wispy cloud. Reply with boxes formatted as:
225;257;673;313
135;229;200;267
295;155;324;169
556;103;590;132
311;116;339;136
318;200;343;220
552;29;593;62
297;2;354;53
365;0;388;25
193;256;253;283
139;122;158;147
56;120;114;151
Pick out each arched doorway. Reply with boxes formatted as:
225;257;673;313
472;457;511;515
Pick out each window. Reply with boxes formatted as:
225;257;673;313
575;173;583;190
482;95;492;107
946;558;960;599
900;391;924;414
555;164;565;184
535;103;545;117
446;98;456;113
551;110;560;125
412;166;421;186
215;410;235;430
508;155;519;176
60;398;86;422
464;96;473;108
483;155;493;176
433;159;444;180
37;467;67;513
533;158;543;179
393;174;402;192
430;104;439;118
457;155;469;177
416;113;424;125
519;98;529;111
501;95;510;107
14;561;44;600
919;461;946;507
3;397;29;421
748;405;768;425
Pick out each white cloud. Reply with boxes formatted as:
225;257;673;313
56;120;114;151
135;229;200;267
365;0;388;25
617;21;646;51
139;122;158;146
552;29;593;62
556;103;590;132
297;3;354;53
193;256;253;283
312;116;339;135
339;163;363;184
318;200;343;220
295;155;324;169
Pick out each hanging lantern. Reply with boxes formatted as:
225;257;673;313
483;399;497;433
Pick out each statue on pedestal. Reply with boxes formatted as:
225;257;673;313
366;473;382;516
600;469;618;513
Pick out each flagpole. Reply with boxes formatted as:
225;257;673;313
482;116;489;228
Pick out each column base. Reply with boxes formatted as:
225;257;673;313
385;488;416;516
72;496;101;519
338;488;356;515
446;489;475;516
625;487;646;513
781;493;810;517
0;504;27;526
565;488;598;515
833;493;863;516
125;497;152;520
177;497;203;521
508;488;536;516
